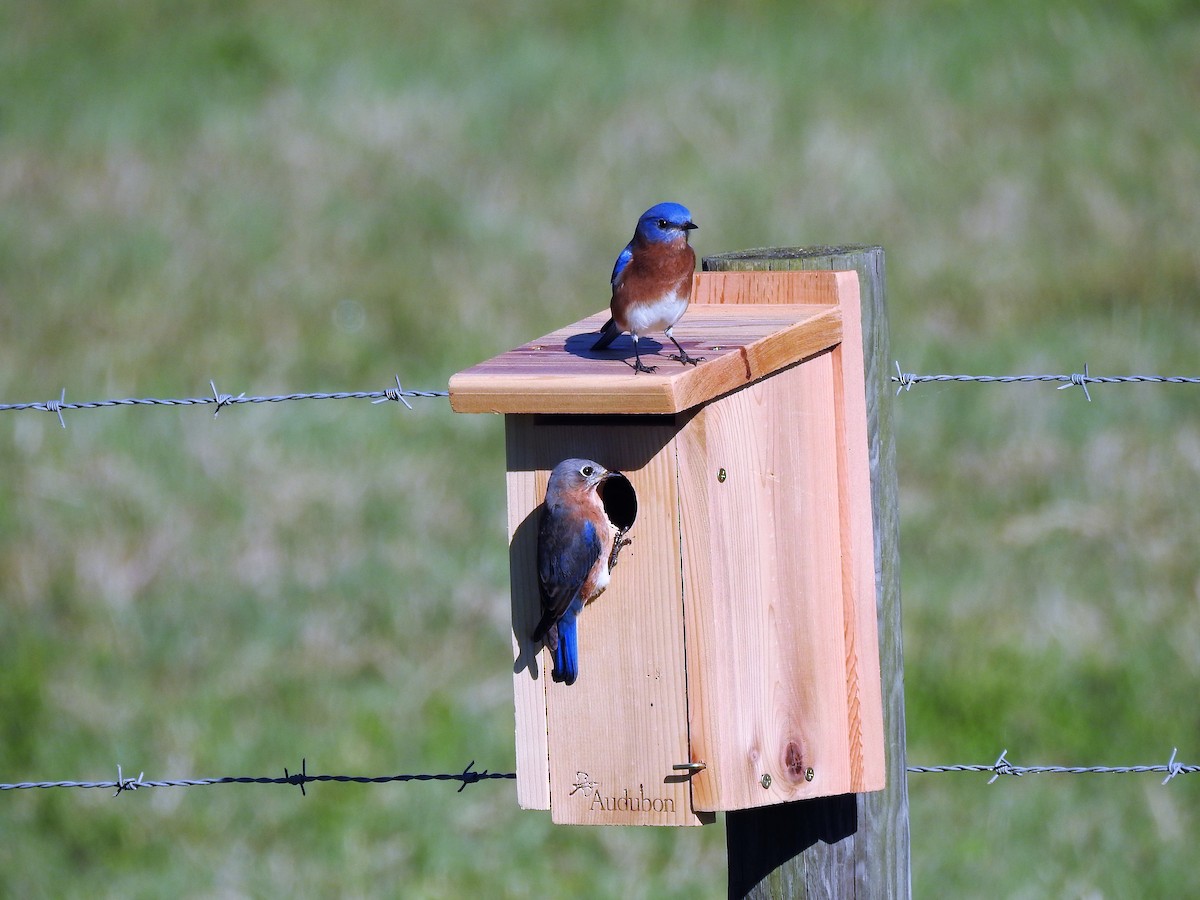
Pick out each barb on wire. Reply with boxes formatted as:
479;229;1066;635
112;764;144;797
46;388;67;428
284;758;309;796
0;760;515;796
892;361;1200;399
1056;363;1092;402
0;377;449;426
209;380;246;417
906;747;1198;784
372;374;414;410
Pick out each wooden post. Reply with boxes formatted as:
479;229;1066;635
705;247;910;899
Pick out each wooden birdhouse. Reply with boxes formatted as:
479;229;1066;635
449;269;885;826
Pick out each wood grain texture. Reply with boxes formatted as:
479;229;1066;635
505;417;710;826
709;247;910;900
692;270;847;307
679;357;865;811
448;273;845;416
504;426;550;810
828;272;887;798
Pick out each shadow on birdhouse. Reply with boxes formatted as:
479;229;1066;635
450;270;885;826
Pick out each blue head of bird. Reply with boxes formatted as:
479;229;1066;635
634;202;698;245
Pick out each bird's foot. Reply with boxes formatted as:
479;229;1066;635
608;533;632;570
632;359;658;374
669;351;704;367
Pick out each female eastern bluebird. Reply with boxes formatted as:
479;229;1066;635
531;458;628;686
591;202;702;375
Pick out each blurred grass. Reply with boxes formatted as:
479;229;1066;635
2;0;1200;896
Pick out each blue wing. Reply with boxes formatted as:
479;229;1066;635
533;514;601;642
610;243;633;288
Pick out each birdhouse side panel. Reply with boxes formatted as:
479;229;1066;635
679;354;861;811
828;272;887;793
504;456;551;810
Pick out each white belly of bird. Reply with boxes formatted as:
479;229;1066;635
627;291;689;336
593;564;611;594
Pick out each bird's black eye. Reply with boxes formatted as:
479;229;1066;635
657;218;669;229
580;465;594;477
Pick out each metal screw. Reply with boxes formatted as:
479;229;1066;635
805;767;815;782
717;468;727;483
760;773;772;789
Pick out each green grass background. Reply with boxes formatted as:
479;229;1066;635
3;1;1200;896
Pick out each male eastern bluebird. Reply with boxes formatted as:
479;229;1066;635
531;458;628;686
591;202;702;374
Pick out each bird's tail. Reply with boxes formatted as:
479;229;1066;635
590;318;619;352
551;614;579;685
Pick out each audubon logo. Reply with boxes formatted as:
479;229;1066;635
569;772;676;815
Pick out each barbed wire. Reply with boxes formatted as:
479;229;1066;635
891;362;1200;401
6;362;1198;425
906;748;1194;785
4;749;1192;800
0;760;514;797
0;376;449;427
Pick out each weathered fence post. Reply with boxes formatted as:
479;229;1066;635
704;246;909;899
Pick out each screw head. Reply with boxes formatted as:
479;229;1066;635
760;773;772;789
805;767;815;782
717;468;727;483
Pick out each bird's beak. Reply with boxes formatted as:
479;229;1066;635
683;221;698;231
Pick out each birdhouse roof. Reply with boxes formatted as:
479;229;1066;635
448;270;854;415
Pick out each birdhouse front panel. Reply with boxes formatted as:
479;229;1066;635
505;415;712;826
